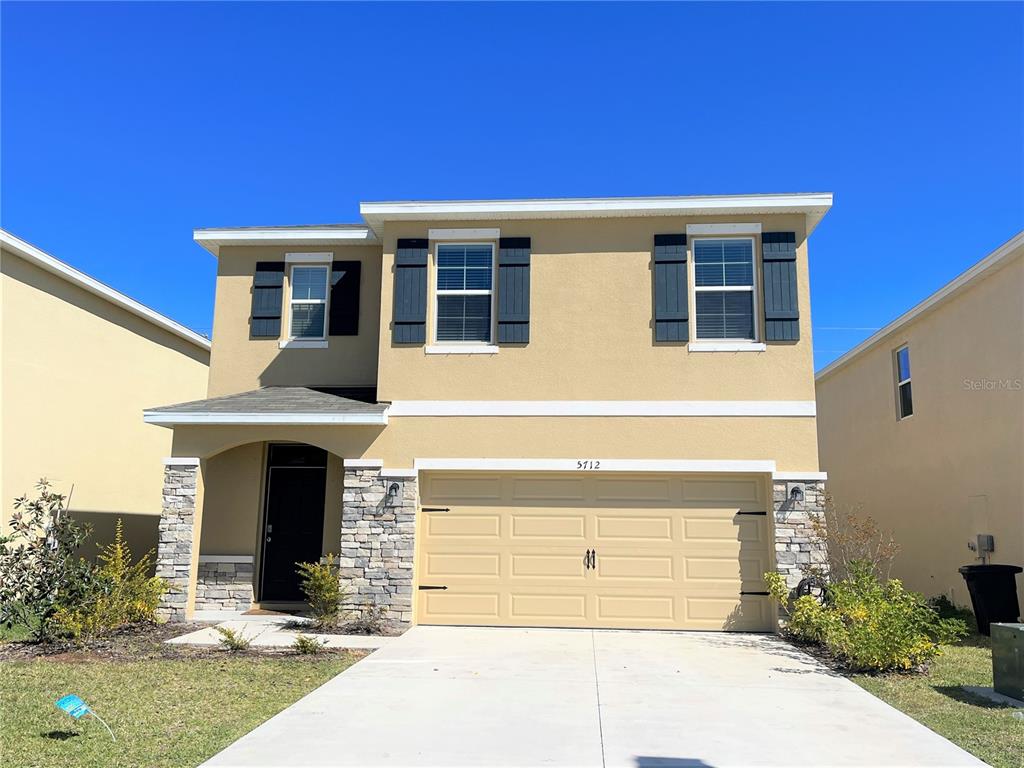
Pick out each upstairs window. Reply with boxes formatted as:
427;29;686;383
288;264;329;339
895;345;913;419
693;238;757;340
435;243;494;343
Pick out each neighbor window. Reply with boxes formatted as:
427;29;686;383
895;345;913;419
693;238;756;340
288;265;329;338
435;243;494;343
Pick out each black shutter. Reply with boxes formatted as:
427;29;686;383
762;232;799;341
392;238;428;344
328;260;361;336
250;261;285;338
497;237;531;344
653;234;688;342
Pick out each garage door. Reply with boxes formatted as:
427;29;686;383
416;472;773;631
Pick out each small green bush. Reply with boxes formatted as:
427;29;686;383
50;520;165;642
296;555;350;627
293;634;327;654
215;626;251;651
765;561;968;672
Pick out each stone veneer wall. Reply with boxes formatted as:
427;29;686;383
156;461;199;622
773;479;828;591
194;560;254;612
340;468;417;628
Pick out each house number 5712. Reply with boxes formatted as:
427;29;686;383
576;460;601;470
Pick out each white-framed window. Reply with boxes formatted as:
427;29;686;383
894;345;913;419
692;237;758;341
434;243;494;344
288;264;329;339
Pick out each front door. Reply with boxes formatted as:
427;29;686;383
259;444;328;602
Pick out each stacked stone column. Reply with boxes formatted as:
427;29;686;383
155;459;199;622
773;479;828;591
339;468;417;628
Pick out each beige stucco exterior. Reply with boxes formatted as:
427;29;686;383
816;233;1024;602
0;237;210;557
153;195;832;622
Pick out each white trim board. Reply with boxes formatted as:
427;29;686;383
193;226;378;255
198;555;254;564
686;223;762;236
816;230;1024;381
144;411;388;426
387;401;816;417
163;457;201;466
1;229;211;351
428;228;500;240
413;458;778;474
284;252;333;263
345;459;384;468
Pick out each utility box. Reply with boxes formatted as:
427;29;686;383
992;623;1024;702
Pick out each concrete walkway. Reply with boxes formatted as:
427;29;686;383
203;626;985;767
167;614;393;650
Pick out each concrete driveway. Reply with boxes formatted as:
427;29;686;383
204;626;984;767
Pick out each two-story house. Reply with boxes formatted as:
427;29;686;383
145;193;833;631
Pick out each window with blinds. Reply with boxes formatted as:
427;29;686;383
693;238;756;341
435;244;494;343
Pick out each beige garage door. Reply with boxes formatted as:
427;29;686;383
416;472;773;631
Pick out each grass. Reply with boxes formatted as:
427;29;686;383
854;635;1024;768
1;649;360;767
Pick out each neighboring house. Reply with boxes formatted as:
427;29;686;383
144;192;833;630
816;232;1024;603
0;230;211;560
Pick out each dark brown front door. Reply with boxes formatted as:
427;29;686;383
259;444;327;602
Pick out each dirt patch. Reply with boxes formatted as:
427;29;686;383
284;621;404;637
0;622;368;662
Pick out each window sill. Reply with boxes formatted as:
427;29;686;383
688;341;767;353
425;345;500;355
278;339;328;349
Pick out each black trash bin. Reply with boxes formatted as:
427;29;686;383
958;564;1023;636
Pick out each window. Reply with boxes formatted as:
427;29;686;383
288;265;329;338
895;345;913;419
693;238;757;340
435;243;494;343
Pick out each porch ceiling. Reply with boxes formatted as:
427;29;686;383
143;386;389;426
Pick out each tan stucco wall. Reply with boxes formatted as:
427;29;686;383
816;244;1024;602
169;415;819;471
206;245;381;397
376;214;816;402
0;246;210;555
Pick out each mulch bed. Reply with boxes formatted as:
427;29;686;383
0;622;364;662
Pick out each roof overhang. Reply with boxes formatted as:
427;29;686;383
360;193;834;235
0;229;211;351
816;230;1024;381
143;410;389;426
193;226;378;256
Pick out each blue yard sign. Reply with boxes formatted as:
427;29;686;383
55;694;116;740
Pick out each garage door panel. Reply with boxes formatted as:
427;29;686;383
425;475;503;501
511;514;586;540
426;514;501;539
417;472;773;632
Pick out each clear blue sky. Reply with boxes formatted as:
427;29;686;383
3;2;1021;369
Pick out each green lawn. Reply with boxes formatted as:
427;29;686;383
854;636;1024;768
1;652;360;768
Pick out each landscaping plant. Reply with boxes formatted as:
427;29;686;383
0;480;93;641
345;603;389;635
293;633;327;654
49;520;165;642
296;554;350;627
215;626;251;651
765;560;968;672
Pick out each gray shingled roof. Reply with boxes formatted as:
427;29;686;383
147;386;386;415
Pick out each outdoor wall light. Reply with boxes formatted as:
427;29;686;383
790;486;805;504
385;482;400;506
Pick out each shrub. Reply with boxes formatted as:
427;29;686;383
805;493;900;582
0;480;93;642
293;634;327;654
216;626;251;651
766;560;968;672
296;555;350;627
49;520;165;642
345;603;388;635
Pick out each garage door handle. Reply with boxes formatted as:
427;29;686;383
584;549;592;570
591;550;597;570
584;549;596;570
